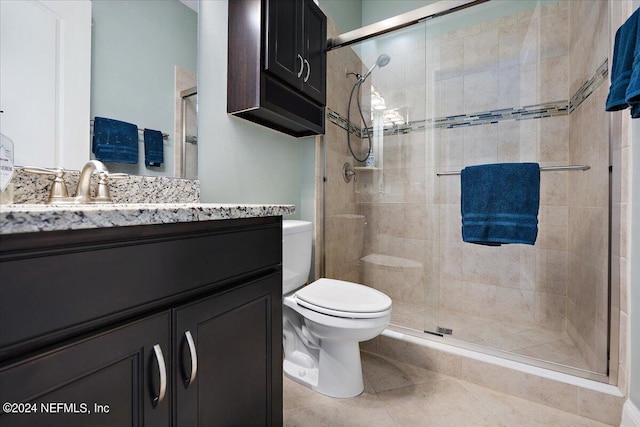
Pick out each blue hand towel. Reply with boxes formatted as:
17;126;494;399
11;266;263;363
143;128;164;167
92;117;139;164
626;9;640;118
606;8;640;117
461;163;540;246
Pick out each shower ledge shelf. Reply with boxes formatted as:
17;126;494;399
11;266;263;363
361;253;422;270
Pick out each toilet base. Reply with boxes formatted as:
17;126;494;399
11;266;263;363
283;340;364;398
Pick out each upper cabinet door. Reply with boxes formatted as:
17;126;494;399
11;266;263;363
265;0;303;90
300;0;326;104
228;0;326;136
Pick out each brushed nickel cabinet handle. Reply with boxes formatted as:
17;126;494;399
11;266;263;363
184;330;198;387
297;54;304;78
304;59;311;82
152;344;167;407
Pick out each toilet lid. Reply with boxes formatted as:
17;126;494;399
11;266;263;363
294;278;392;317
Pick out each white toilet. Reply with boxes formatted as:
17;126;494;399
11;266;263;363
282;220;392;398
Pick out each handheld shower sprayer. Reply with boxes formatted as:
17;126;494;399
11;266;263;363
346;54;391;163
360;54;391;82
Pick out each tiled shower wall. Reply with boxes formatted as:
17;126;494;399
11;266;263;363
610;0;635;397
333;1;609;373
567;0;610;375
433;3;582;337
316;15;368;282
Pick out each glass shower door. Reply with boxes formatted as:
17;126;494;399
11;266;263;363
324;0;610;378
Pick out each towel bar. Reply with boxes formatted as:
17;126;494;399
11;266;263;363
436;165;590;176
90;119;169;140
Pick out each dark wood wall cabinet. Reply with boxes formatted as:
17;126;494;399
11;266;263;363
228;0;327;137
0;217;283;426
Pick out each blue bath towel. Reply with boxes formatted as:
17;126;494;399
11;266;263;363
143;128;164;167
625;8;640;117
92;117;139;164
606;8;640;118
461;163;540;246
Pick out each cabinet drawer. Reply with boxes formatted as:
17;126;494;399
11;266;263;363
0;218;282;360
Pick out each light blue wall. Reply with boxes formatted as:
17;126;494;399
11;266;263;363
319;0;362;33
91;0;197;177
198;0;313;217
300;141;316;222
361;0;436;26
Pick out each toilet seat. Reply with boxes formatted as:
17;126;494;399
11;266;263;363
294;278;392;319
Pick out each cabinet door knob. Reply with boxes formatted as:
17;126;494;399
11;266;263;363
297;54;304;78
152;344;167;407
303;59;311;82
183;330;198;387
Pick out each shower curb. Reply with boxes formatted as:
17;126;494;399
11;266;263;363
362;330;624;426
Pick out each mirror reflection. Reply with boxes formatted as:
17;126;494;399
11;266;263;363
90;0;197;178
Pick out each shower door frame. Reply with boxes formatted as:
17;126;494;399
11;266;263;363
322;0;620;385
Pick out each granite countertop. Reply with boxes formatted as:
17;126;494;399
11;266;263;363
0;203;295;234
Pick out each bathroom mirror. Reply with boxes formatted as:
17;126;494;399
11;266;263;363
0;0;197;178
91;0;198;178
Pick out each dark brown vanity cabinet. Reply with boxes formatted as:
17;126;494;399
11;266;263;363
0;217;283;426
0;312;172;427
174;275;281;426
228;0;327;137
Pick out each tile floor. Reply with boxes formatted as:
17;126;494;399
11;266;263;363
391;305;592;371
283;351;611;426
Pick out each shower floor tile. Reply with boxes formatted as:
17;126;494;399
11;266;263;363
389;305;592;371
283;351;612;426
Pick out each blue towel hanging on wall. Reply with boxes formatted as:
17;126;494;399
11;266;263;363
92;117;139;164
461;163;540;246
606;7;640;118
143;128;164;167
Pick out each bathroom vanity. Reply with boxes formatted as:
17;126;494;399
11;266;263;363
0;204;292;426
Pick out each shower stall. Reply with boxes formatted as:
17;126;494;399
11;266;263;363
320;0;614;382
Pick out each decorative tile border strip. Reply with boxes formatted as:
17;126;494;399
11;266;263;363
569;59;608;113
327;59;609;136
410;101;569;131
327;108;362;138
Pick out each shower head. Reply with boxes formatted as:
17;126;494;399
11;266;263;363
360;54;391;82
376;54;391;68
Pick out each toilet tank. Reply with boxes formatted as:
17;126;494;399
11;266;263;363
282;220;313;294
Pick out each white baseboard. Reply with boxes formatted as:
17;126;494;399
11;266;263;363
621;399;640;427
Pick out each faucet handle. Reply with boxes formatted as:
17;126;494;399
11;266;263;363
106;173;128;180
22;166;70;203
94;171;128;203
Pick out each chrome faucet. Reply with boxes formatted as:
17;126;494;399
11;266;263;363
23;160;127;204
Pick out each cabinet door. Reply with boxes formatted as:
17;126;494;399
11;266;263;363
0;312;171;427
174;273;282;426
301;0;326;104
265;0;303;90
